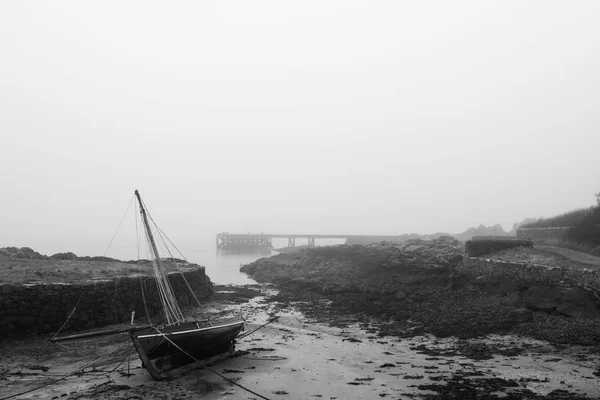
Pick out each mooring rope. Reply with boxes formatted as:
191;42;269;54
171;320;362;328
151;327;272;400
0;340;131;400
238;316;279;339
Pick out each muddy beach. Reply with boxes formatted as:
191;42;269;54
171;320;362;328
1;284;599;400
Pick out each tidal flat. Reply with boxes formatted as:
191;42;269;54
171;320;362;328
1;285;598;400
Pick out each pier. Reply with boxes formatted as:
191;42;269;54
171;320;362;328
216;233;401;251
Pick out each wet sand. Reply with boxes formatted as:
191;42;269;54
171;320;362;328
1;286;599;400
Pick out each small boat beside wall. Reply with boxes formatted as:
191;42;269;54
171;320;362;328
53;190;245;380
131;317;244;380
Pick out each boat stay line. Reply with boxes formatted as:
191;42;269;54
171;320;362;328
136;321;244;339
151;326;272;400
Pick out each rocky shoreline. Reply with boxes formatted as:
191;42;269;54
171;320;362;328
2;239;600;399
241;238;600;345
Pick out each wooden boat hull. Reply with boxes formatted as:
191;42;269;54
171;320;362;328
130;317;244;380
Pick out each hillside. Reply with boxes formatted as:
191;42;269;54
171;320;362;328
521;205;600;255
522;206;599;229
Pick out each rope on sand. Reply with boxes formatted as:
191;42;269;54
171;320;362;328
238;316;280;340
151;327;273;400
2;317;280;400
0;340;131;400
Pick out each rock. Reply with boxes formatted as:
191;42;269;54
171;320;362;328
321;282;338;294
0;246;48;259
522;287;559;312
526;298;558;312
493;281;526;295
395;290;407;300
522;286;599;317
464;283;479;292
291;277;310;285
534;311;551;319
556;303;598;319
500;293;521;306
50;252;78;260
510;308;534;323
366;285;382;294
557;288;599;317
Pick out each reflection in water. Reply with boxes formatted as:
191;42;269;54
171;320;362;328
206;250;275;285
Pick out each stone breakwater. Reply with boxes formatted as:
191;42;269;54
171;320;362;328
0;267;213;339
241;237;464;297
241;239;600;327
459;257;600;319
465;238;532;257
460;257;600;292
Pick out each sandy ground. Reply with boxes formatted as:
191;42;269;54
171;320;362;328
1;287;599;400
485;245;600;270
536;245;600;268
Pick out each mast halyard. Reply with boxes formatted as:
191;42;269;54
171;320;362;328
134;190;184;325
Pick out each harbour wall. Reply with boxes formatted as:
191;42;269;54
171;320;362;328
459;257;600;291
465;238;532;257
0;267;213;340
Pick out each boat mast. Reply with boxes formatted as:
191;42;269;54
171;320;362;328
135;190;162;269
135;190;184;324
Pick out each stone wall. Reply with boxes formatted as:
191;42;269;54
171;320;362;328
459;257;600;291
516;227;571;242
0;268;213;340
465;238;532;257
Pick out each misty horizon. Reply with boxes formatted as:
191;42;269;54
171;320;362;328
2;1;599;263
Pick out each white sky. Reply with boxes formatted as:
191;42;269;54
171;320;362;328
1;1;599;260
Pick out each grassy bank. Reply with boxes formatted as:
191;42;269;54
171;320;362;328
0;255;194;285
523;205;600;255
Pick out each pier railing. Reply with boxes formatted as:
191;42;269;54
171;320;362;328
215;233;402;251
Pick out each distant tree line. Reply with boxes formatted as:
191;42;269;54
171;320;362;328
522;193;600;247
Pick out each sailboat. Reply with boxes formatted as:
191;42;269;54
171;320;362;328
53;190;245;380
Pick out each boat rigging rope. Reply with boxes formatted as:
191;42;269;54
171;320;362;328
148;240;184;324
143;203;204;310
51;292;85;341
135;202;141;261
151;327;272;400
150;219;190;263
112;277;120;320
152;223;204;308
140;210;184;325
103;195;134;257
0;340;131;400
139;276;152;325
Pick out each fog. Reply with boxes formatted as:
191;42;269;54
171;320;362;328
1;1;599;264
